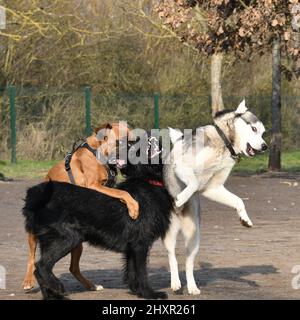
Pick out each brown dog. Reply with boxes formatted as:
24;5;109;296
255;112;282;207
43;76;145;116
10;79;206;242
22;122;139;291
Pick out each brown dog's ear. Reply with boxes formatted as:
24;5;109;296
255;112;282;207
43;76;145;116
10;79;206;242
94;123;112;134
94;123;113;141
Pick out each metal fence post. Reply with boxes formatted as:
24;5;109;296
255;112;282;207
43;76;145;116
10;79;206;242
9;85;17;164
154;93;159;129
84;87;92;136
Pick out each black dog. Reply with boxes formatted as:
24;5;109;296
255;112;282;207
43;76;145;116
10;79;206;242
22;153;172;300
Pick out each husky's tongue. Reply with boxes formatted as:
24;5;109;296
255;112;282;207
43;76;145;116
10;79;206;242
247;143;255;157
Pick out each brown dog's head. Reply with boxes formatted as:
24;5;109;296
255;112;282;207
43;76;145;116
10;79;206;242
93;122;133;160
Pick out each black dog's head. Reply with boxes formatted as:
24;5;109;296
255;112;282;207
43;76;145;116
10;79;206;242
120;133;163;181
121;161;163;181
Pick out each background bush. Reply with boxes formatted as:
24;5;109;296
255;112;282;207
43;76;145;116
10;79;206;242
0;0;299;160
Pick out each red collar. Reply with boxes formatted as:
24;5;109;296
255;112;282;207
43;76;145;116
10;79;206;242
147;179;164;187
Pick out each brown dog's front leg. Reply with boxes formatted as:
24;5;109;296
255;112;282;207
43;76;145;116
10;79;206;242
89;185;139;219
120;191;139;220
22;233;37;291
69;243;103;291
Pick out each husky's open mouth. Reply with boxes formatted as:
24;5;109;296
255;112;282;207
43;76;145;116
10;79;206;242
246;143;258;157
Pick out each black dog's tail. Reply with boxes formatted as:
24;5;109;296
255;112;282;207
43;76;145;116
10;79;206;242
22;182;54;233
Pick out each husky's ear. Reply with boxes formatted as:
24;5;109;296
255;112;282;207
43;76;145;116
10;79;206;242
235;99;247;114
168;127;183;144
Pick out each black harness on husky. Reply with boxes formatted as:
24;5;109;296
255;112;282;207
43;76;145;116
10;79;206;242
213;124;241;162
64;140;117;187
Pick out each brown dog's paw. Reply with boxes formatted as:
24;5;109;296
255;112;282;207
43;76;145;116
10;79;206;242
22;278;36;291
128;200;139;220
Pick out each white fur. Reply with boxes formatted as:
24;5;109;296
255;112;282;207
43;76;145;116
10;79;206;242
234;117;266;156
163;103;266;294
235;99;247;114
163;194;201;294
168;127;183;144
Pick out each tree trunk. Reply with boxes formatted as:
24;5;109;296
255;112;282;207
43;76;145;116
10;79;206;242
268;36;282;172
211;52;224;117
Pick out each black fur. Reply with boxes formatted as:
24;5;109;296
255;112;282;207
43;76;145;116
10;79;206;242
213;109;235;119
22;162;172;300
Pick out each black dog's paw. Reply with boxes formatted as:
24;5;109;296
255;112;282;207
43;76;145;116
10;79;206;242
142;290;168;300
42;285;67;300
152;291;168;300
55;281;66;295
43;290;64;300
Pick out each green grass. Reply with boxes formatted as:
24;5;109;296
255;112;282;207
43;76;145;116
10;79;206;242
0;160;59;180
234;150;300;174
0;151;300;180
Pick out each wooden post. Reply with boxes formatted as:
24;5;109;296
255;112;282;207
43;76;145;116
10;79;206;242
268;36;282;172
211;53;224;117
154;93;159;129
9;85;16;164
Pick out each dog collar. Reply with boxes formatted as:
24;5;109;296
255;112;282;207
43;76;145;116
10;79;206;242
213;124;241;162
148;179;164;187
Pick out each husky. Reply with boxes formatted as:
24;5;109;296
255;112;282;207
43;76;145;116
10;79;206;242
163;100;267;295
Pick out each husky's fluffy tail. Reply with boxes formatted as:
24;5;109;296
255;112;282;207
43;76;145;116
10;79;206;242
22;182;54;233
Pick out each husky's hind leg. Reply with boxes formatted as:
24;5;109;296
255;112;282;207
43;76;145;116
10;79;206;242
180;195;201;295
163;213;182;292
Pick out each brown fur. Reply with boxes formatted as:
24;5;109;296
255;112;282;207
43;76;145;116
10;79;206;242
22;122;139;291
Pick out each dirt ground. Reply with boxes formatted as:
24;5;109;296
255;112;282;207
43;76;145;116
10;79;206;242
0;174;300;300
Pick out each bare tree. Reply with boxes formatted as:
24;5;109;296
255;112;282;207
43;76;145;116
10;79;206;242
156;0;300;171
211;53;224;116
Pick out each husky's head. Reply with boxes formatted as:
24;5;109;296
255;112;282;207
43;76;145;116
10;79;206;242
214;100;267;157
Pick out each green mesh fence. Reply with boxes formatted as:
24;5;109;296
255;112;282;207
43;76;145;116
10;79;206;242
0;87;299;161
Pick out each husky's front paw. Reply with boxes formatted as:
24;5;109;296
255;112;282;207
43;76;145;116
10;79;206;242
175;199;183;208
175;194;187;208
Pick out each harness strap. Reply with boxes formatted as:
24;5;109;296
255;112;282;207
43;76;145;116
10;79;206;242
213;124;241;162
80;141;97;157
65;151;76;184
64;140;108;185
105;166;117;188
